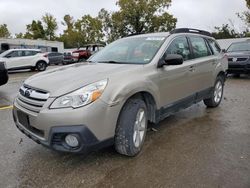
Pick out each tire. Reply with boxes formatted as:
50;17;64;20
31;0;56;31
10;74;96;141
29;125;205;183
115;98;148;156
36;61;47;71
204;76;224;108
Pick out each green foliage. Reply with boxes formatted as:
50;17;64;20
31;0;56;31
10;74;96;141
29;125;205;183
15;0;177;46
0;24;11;38
237;0;250;29
59;15;79;48
42;13;58;40
15;32;24;38
99;0;177;42
212;24;240;39
24;20;46;39
75;15;104;45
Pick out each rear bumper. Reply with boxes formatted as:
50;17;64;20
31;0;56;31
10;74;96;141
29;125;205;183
228;63;250;74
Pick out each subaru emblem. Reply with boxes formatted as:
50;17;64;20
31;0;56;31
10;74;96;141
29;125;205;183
25;89;31;97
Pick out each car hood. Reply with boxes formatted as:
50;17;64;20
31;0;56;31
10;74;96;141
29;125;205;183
227;51;250;57
24;62;140;97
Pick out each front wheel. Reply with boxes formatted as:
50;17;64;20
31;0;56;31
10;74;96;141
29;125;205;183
115;98;147;157
204;76;224;108
36;61;47;71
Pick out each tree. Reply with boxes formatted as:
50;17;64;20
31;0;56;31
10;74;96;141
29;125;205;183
42;13;58;40
0;24;11;38
59;15;80;48
75;15;104;45
15;32;24;38
237;0;250;29
212;24;239;39
24;20;46;39
98;0;177;42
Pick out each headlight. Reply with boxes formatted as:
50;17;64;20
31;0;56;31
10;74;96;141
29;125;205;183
50;79;108;109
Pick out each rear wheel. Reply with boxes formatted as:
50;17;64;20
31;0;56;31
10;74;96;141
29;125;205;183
204;76;224;108
115;98;147;157
36;61;47;71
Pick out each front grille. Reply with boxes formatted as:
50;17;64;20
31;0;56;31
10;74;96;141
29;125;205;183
237;58;248;62
228;57;248;62
16;85;49;113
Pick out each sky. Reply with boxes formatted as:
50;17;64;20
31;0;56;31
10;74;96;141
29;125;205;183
0;0;247;36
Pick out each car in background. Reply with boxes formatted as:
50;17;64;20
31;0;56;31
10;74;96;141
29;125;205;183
227;41;250;76
47;52;64;65
63;52;77;64
63;44;105;64
0;49;49;71
84;44;105;55
0;61;8;86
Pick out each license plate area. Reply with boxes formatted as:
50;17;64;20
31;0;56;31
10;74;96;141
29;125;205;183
17;110;45;137
17;110;30;128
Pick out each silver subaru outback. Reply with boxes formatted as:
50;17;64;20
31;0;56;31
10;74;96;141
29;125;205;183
13;28;228;156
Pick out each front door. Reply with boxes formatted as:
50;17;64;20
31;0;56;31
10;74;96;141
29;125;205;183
158;36;196;108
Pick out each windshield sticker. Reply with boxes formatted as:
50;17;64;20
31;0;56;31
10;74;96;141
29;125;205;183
146;37;165;41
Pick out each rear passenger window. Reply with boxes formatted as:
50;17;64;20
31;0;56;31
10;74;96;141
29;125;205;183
166;37;191;61
23;51;34;56
207;39;221;55
189;37;211;58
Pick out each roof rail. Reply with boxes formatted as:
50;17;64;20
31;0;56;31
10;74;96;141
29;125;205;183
170;28;212;37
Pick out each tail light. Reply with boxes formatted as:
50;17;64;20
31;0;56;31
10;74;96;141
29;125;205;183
43;53;48;58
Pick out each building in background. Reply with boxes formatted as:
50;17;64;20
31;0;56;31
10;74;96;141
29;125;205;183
0;38;64;53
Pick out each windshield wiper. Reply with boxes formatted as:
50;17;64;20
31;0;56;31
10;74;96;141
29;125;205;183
98;60;127;64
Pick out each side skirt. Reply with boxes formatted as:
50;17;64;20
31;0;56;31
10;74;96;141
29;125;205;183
155;87;213;123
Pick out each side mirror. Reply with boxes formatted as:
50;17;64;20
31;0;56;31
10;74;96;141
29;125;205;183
158;54;183;68
222;49;226;53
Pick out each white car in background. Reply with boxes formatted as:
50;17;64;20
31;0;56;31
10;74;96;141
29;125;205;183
0;49;49;71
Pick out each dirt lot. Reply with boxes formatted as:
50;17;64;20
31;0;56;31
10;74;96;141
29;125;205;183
0;68;249;188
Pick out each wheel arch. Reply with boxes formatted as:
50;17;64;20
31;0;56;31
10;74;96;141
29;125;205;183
119;91;158;124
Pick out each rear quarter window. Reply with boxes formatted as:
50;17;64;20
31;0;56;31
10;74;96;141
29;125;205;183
207;39;221;55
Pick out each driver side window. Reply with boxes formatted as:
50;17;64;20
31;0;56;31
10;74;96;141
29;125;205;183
5;51;22;58
166;37;191;61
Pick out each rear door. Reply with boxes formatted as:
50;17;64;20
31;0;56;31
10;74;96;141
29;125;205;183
187;36;215;92
21;50;38;67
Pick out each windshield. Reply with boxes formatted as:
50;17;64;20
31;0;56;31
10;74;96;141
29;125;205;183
227;42;250;52
89;36;166;64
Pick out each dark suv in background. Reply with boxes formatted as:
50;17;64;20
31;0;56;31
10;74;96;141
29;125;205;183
227;41;250;76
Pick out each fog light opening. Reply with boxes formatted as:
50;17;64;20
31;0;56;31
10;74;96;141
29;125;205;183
65;134;79;148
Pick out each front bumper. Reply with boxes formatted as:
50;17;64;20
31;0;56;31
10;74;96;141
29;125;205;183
13;117;113;153
12;98;121;153
228;62;250;74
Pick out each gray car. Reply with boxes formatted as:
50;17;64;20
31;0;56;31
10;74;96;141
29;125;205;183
12;28;228;156
227;41;250;76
